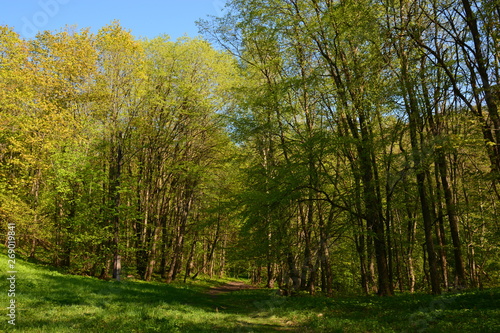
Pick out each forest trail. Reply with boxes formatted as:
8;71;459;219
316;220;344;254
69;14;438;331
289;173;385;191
205;281;299;331
206;280;258;295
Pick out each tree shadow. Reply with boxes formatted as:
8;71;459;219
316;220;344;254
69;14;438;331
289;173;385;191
18;272;298;332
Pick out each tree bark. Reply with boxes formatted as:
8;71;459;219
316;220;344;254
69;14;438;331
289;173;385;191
110;136;123;282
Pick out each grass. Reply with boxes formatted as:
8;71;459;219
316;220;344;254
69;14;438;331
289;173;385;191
0;251;499;332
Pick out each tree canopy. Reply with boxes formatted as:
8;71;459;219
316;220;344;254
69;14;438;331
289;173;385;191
1;0;499;296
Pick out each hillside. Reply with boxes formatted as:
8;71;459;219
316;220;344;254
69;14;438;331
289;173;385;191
1;251;499;332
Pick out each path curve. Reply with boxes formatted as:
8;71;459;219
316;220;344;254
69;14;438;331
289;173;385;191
207;281;257;295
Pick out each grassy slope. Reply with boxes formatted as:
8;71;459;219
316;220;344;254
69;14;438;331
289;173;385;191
0;251;499;332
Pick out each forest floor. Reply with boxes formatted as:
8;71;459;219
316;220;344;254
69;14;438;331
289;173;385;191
1;249;499;332
207;280;257;295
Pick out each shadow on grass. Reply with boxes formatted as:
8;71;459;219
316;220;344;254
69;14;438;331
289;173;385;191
295;290;500;333
2;256;499;333
4;269;295;332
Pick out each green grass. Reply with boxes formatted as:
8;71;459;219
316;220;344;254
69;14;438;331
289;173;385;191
1;251;499;332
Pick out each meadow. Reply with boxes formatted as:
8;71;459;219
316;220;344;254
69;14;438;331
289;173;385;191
1;251;499;332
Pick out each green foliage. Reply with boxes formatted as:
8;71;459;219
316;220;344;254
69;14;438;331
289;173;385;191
1;0;500;305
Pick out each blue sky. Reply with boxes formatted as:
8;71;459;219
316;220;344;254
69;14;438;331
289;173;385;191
1;0;227;40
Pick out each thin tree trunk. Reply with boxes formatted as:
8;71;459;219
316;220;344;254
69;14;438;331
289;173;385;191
184;239;197;283
400;49;441;294
144;223;161;281
436;151;466;288
110;137;123;282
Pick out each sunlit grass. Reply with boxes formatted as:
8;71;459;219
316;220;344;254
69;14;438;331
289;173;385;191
0;250;499;332
0;251;287;332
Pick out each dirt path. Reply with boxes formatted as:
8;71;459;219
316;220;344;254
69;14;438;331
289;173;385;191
206;281;257;295
205;281;299;331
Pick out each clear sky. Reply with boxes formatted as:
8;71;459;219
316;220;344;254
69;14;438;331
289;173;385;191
1;0;227;40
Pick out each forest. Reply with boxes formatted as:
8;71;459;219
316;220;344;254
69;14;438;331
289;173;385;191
1;0;500;300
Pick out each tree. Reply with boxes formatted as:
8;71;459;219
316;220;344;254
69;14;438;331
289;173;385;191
94;22;146;281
